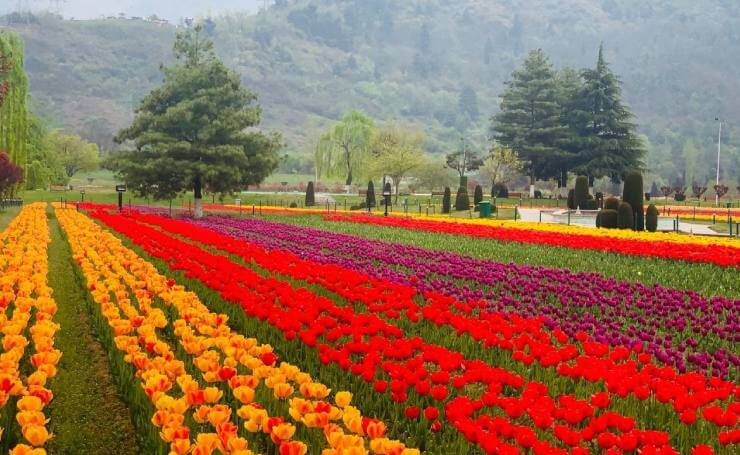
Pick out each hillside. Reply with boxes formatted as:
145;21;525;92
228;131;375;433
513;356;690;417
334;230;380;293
3;0;740;185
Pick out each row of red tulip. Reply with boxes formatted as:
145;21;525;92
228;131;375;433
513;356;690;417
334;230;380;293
87;208;739;454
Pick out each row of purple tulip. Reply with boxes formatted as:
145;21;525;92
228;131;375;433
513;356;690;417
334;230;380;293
186;215;738;379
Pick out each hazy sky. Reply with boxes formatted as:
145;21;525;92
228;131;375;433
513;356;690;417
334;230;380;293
3;0;263;20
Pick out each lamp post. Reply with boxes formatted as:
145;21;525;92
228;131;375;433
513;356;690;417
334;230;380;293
382;182;392;217
715;117;723;205
115;184;126;211
80;189;85;202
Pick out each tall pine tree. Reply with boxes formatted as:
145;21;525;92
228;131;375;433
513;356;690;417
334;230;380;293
491;49;567;196
566;45;644;183
113;25;281;218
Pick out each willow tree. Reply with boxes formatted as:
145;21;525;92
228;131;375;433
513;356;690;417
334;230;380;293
0;32;30;168
113;25;281;217
314;110;375;186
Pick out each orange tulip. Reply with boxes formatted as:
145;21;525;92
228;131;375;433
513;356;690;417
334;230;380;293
21;424;51;447
279;440;308;455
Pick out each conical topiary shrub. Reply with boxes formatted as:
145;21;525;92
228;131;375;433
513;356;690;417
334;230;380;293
598;209;618;229
567;189;575;210
622;171;644;231
366;181;376;208
455;186;469;211
305;181;315;207
617;201;634;229
575;176;589;209
442;187;451;214
473;185;483;211
646;204;659;232
604;197;619;211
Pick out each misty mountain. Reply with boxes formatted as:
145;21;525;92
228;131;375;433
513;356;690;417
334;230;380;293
3;0;739;184
1;0;262;21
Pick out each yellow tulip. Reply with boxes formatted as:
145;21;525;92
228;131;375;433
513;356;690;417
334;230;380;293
334;391;352;408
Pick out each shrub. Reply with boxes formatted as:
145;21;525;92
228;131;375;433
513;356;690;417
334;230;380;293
644;192;651;201
567;189;575;210
585;199;599;210
646;204;659;232
473;185;483;211
305;181;315;207
575;175;589;209
289;202;298;208
442;187;451;214
622;171;644;230
455;186;469;211
533;190;542;199
604;197;619;211
491;183;508;198
366;181;376;208
598;209;618;229
617;202;634;229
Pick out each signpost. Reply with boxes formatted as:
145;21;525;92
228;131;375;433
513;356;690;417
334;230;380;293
116;184;126;211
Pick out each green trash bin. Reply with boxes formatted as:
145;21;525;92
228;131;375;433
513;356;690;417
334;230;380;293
479;201;492;218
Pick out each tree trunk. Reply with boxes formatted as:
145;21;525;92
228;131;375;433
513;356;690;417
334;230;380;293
194;176;203;219
345;169;353;186
529;171;535;198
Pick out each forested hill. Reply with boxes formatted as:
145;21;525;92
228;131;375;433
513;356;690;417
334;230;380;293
4;0;740;184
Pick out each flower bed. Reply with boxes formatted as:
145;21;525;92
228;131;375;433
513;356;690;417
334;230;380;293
0;203;60;453
85;207;739;454
322;213;740;267
56;205;415;455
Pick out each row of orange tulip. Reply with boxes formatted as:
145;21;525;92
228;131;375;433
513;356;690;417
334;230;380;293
55;205;417;455
0;204;60;454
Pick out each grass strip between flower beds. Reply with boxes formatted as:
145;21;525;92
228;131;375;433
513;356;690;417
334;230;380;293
45;208;140;454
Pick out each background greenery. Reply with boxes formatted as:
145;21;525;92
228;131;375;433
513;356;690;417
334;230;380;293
3;0;739;189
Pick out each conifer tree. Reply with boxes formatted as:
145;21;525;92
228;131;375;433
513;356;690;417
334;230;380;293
491;49;568;197
567;45;644;182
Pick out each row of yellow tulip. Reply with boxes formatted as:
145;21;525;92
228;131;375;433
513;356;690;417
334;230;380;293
415;214;740;248
0;203;60;454
55;205;417;455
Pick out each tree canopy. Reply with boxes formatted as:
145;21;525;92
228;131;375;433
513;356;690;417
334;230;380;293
112;25;281;216
46;130;100;179
0;32;29;168
314;110;375;186
367;123;426;201
491;49;568;191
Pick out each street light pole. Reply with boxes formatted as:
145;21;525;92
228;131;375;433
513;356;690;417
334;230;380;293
715;118;722;205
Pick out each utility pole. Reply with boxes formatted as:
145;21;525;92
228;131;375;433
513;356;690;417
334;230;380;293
715;117;722;205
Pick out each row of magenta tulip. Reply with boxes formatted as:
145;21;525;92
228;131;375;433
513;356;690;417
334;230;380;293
321;213;740;268
0;204;60;454
55;205;417;455
86;207;738;454
184;214;737;379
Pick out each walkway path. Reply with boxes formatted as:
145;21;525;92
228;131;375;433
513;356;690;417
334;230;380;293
45;209;140;455
517;208;723;236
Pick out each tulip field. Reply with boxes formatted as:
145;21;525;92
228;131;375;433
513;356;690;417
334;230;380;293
0;203;737;454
